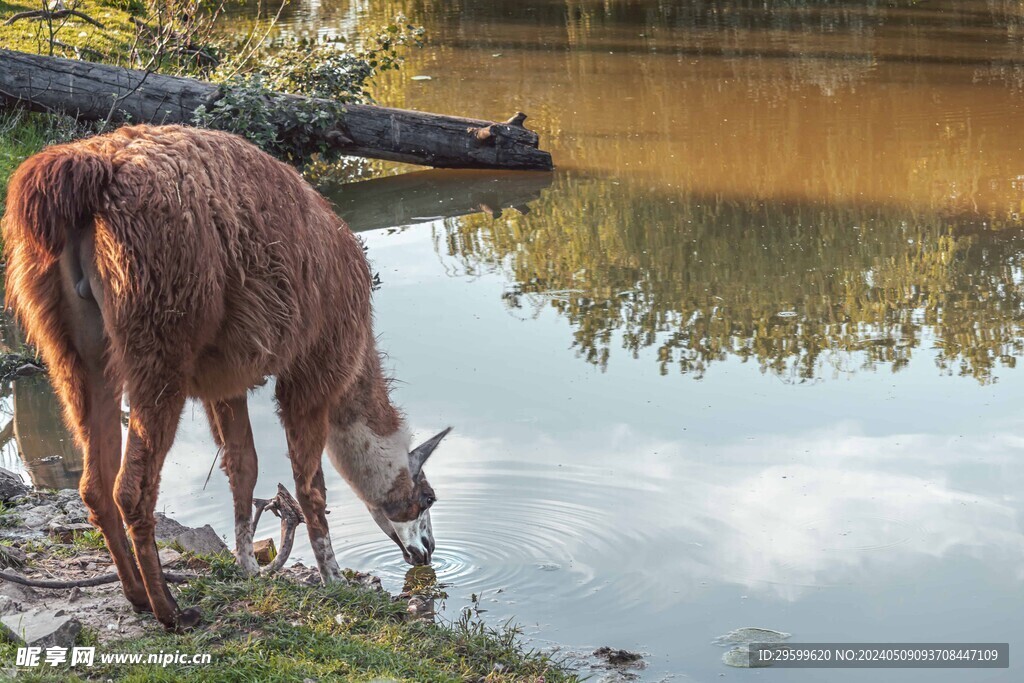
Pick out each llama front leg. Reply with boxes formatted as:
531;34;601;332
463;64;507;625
204;396;260;576
277;390;344;583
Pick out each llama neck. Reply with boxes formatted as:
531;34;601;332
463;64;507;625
326;417;411;505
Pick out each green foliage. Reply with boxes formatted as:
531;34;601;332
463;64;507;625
190;76;350;165
247;45;375;102
192;20;424;166
190;75;283;153
238;21;424;102
70;528;107;552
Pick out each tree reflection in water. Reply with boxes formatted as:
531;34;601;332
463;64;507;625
442;173;1024;382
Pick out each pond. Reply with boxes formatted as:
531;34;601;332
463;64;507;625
4;1;1024;680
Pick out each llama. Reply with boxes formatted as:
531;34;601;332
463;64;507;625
1;124;449;630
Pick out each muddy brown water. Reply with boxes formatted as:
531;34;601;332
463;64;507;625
4;1;1024;680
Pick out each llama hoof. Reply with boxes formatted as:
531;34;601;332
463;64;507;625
174;607;203;631
126;593;153;613
235;554;259;577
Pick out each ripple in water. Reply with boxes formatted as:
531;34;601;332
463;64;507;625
332;467;642;601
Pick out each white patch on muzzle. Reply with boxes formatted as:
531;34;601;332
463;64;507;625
391;509;434;564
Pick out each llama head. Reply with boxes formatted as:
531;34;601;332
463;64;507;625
327;424;451;565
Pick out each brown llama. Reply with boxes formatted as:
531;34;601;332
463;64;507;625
2;124;450;630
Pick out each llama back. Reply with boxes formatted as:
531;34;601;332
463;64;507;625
3;125;376;403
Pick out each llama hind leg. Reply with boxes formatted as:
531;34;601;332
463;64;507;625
54;266;149;611
276;386;344;583
78;369;150;612
115;386;200;630
204;396;260;576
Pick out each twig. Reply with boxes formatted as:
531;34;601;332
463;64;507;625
252;483;305;575
0;570;194;588
51;40;106;60
4;9;105;29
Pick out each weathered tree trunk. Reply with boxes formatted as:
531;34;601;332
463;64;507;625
0;49;554;171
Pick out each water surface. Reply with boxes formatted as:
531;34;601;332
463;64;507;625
5;1;1024;680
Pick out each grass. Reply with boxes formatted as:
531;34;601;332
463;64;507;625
0;554;578;682
0;111;82;217
0;0;140;59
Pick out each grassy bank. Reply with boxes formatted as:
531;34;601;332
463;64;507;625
0;493;577;682
2;568;575;681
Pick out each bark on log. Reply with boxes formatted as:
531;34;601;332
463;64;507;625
0;49;554;171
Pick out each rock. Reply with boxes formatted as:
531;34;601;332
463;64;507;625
157;548;182;567
253;538;276;565
48;522;95;544
346;571;383;591
154;513;228;556
17;504;59;531
406;595;434;621
0;609;82;648
722;644;788;668
0;468;28;503
0;583;35;617
153;512;188;538
593;647;644;667
0;596;22;616
0;545;27;569
58;496;89;524
714;627;791;645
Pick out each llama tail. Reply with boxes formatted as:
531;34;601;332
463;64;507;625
1;144;113;266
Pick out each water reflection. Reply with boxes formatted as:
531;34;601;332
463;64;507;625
322;169;552;233
0;319;81;489
441;176;1024;381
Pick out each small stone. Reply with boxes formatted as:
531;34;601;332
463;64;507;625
17;504;59;530
48;522;94;544
0;468;29;503
253;538;276;565
157;548;182;567
0;545;27;569
0;610;81;648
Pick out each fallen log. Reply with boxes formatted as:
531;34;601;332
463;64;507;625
0;49;554;171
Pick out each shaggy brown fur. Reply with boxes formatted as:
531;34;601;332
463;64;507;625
2;125;443;630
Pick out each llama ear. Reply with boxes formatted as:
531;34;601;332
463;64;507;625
409;427;452;476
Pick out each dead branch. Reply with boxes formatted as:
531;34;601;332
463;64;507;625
3;9;105;28
252;484;305;575
0;569;194;588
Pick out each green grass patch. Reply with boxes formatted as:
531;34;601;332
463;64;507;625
0;0;141;59
0;110;83;217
